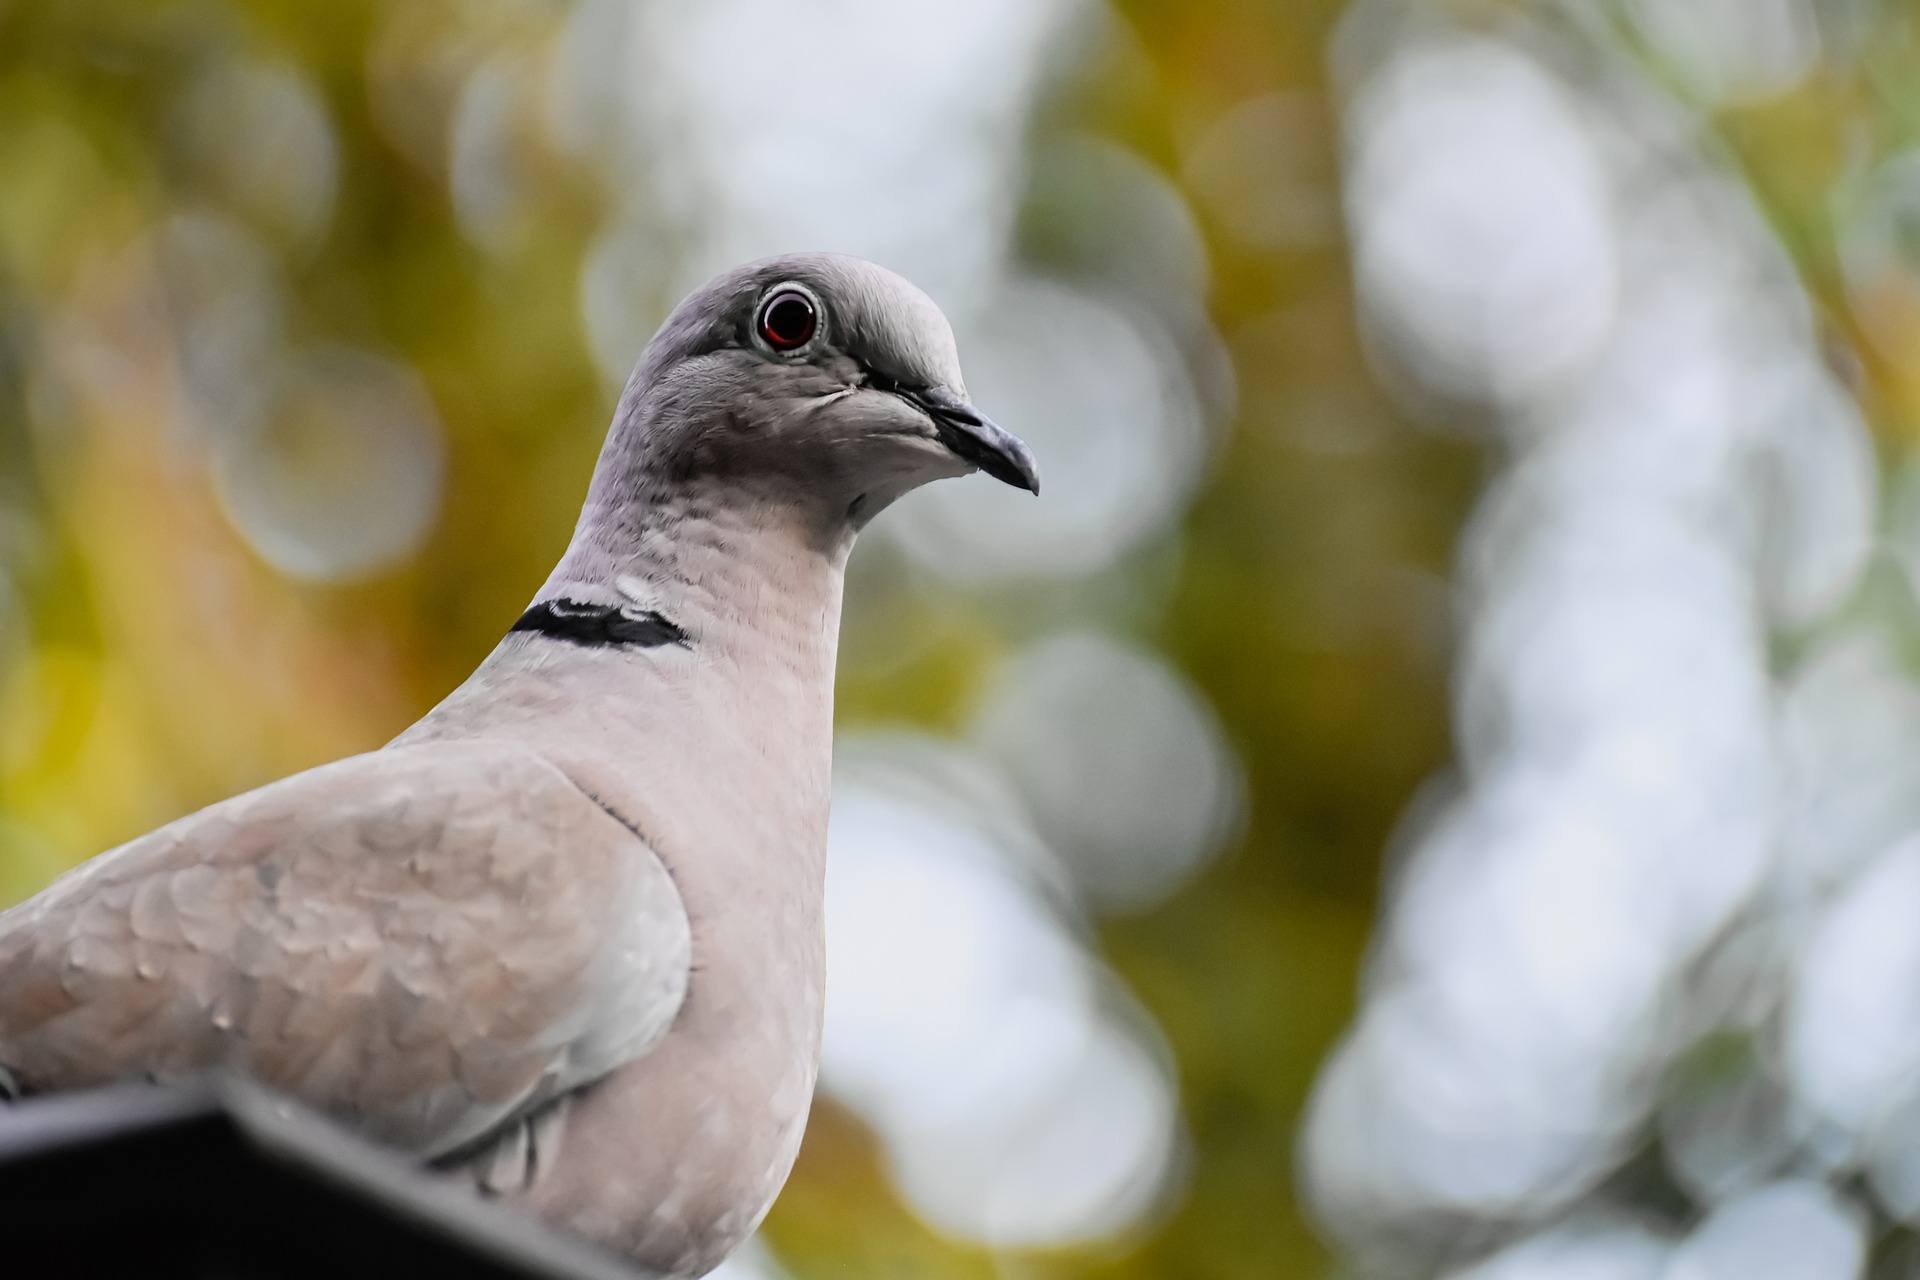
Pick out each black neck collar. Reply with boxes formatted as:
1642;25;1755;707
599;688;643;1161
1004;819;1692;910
509;598;689;650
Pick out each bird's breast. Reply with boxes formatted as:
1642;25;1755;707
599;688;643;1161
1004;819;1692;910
504;895;825;1277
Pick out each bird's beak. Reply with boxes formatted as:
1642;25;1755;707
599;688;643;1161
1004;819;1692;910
908;385;1041;495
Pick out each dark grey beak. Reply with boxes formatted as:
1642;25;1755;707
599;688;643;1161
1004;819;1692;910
903;385;1041;495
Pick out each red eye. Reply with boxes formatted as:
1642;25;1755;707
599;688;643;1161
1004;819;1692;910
758;289;817;351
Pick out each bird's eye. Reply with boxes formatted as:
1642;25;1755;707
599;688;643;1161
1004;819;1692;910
757;289;818;352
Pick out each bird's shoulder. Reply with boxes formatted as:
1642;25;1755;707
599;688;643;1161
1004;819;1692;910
0;741;691;1156
5;743;656;932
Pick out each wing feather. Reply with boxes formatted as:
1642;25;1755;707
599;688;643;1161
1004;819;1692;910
0;742;690;1158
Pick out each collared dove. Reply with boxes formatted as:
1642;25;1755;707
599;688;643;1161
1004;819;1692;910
0;253;1038;1277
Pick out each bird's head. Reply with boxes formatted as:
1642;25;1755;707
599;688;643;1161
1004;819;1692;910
612;253;1038;528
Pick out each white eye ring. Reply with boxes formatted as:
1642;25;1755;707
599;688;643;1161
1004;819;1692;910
755;283;823;355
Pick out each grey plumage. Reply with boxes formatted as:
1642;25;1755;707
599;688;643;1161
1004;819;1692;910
0;253;1036;1277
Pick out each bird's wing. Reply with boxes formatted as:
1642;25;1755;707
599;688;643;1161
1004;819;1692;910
0;741;690;1159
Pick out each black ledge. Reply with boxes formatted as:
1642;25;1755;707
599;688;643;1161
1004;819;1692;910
0;1078;653;1280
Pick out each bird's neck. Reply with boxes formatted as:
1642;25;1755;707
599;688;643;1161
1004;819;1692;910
538;476;852;658
401;480;853;878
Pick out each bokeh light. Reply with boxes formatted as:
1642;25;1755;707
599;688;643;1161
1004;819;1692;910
969;630;1242;913
822;736;1184;1246
214;348;445;582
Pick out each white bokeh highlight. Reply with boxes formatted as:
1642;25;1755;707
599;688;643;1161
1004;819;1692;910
970;629;1243;912
1445;1217;1672;1280
1665;1180;1866;1280
822;736;1184;1246
1787;837;1920;1145
1624;0;1822;105
175;60;339;249
1346;37;1619;409
214;347;445;582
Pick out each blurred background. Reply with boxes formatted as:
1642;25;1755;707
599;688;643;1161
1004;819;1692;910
6;0;1920;1276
